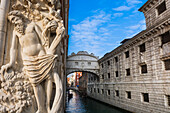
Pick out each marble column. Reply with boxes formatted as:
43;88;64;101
0;0;10;66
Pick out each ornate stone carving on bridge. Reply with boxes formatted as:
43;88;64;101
0;0;65;113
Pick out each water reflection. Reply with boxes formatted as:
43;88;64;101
66;90;130;113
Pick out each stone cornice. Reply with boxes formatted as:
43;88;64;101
138;0;158;13
99;16;170;63
67;53;99;59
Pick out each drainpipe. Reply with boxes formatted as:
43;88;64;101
0;0;10;66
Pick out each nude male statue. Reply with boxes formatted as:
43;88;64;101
1;10;64;113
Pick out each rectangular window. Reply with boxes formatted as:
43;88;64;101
98;88;100;93
107;60;110;66
116;71;119;77
101;63;104;68
88;62;91;65
91;88;92;93
126;91;131;99
94;88;96;93
162;31;170;45
102;74;104;79
165;95;170;106
108;73;110;78
125;51;129;58
101;89;104;94
141;64;147;74
75;62;78;65
126;68;130;76
164;59;170;70
142;93;149;102
115;90;119;97
157;1;166;15
139;43;146;52
115;56;118;62
107;90;110;96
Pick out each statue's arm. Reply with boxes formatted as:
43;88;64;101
9;31;18;66
48;22;65;54
34;24;45;46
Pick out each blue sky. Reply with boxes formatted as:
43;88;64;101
68;0;148;58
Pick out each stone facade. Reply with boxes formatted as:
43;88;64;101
87;0;170;112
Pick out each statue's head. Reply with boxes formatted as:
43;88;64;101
8;11;24;34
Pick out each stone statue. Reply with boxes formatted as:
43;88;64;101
0;0;65;113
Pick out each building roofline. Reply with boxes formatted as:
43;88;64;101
138;0;158;12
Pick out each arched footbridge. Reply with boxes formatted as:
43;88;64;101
66;51;99;75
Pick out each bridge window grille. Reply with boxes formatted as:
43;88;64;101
157;1;166;15
126;68;130;76
126;91;131;99
161;31;170;45
165;95;170;106
107;90;110;96
142;93;149;102
139;43;146;52
115;71;119;77
108;73;110;78
164;59;170;70
141;64;147;74
75;62;78;65
115;90;119;97
125;51;129;58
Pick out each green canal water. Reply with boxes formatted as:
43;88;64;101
66;90;131;113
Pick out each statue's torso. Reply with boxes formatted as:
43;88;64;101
18;24;45;58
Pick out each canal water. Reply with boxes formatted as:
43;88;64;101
66;90;130;113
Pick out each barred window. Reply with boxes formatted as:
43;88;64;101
165;95;170;106
157;1;166;15
115;90;119;97
126;91;131;99
115;56;118;62
141;64;147;74
162;31;170;45
139;43;146;52
164;59;170;70
107;90;110;96
116;71;119;77
142;93;149;102
125;51;129;58
126;68;130;76
107;60;110;66
108;73;110;78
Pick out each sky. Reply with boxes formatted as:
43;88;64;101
68;0;148;58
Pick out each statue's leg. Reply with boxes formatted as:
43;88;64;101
50;72;63;113
45;75;53;113
32;84;46;113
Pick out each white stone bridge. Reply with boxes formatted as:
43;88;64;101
66;51;99;75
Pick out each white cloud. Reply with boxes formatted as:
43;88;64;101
128;24;141;29
113;6;132;11
126;0;142;5
113;13;123;17
70;10;119;57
